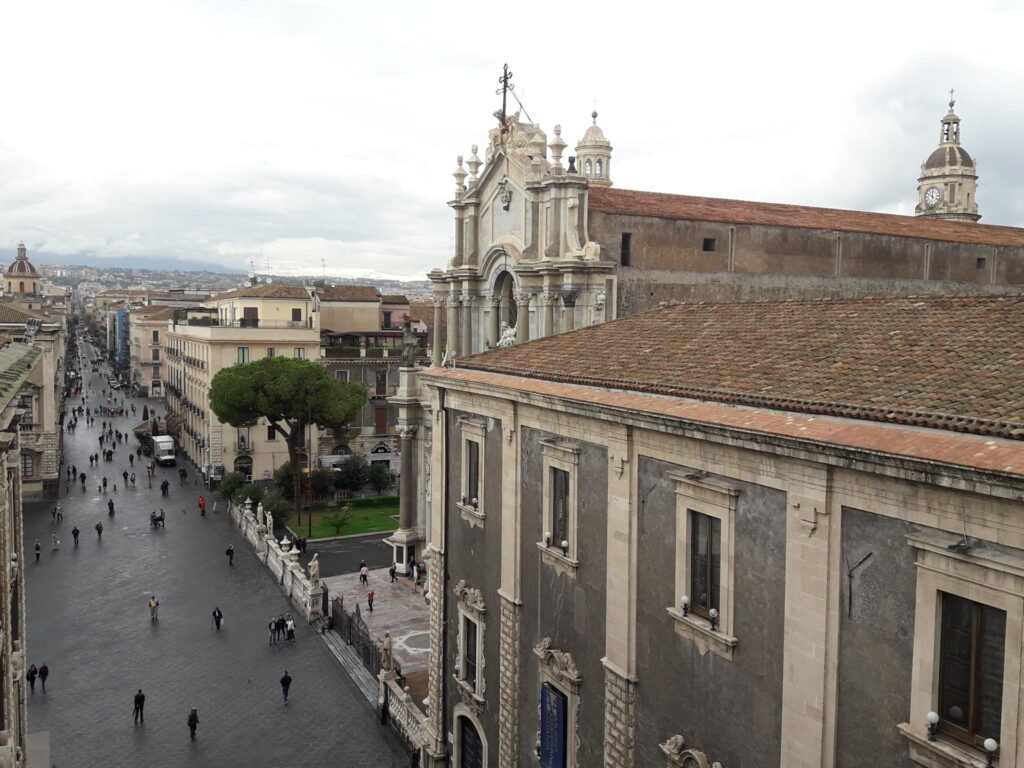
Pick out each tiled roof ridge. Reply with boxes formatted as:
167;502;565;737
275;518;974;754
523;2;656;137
649;292;1024;309
457;359;1024;439
589;186;1024;247
0;302;51;322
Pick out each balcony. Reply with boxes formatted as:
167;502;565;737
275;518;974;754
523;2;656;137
183;356;207;370
173;319;309;329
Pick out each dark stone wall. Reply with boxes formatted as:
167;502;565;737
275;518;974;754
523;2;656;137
586;210;1024;315
516;426;608;766
443;408;504;755
633;456;787;768
835;507;917;768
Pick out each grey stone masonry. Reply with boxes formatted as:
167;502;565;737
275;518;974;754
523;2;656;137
603;664;637;768
425;545;447;759
498;595;521;768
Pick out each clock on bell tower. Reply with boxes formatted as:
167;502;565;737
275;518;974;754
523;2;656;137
915;91;980;222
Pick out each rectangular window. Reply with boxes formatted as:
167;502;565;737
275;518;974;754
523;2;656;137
335;370;349;382
551;467;569;546
267;425;277;441
540;683;569;768
938;592;1005;746
236;427;250;450
236;347;250;364
266;347;276;358
19;395;33;423
375;369;387;395
294;348;305;359
151;348;160;361
702;237;717;252
20;453;32;478
689;511;721;617
151;330;159;343
976;257;987;270
620;232;632;266
383;311;392;328
374;406;388;435
241;306;259;328
466;440;480;505
463;617;478;692
291;308;302;322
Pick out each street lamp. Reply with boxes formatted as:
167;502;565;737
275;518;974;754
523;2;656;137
925;711;939;741
983;738;999;768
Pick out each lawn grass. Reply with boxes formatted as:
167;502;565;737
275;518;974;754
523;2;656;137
296;496;399;539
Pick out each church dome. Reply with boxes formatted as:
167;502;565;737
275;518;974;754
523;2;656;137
5;244;40;278
924;145;974;170
578;111;610;147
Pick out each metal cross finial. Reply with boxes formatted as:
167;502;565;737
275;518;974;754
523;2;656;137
949;88;955;109
496;64;514;136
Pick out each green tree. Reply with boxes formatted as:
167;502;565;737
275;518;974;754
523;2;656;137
324;506;352;535
218;471;246;501
274;462;294;500
210;357;366;523
335;454;369;492
232;482;264;507
310;468;335;500
368;462;392;494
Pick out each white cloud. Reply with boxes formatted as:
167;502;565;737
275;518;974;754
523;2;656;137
0;0;1021;278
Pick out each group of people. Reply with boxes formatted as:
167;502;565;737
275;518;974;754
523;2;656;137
268;615;297;645
26;663;49;693
132;689;201;742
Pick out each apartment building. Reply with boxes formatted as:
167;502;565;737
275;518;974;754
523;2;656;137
164;284;320;483
128;306;174;397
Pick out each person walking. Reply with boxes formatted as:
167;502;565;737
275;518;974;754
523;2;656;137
187;707;199;740
367;590;375;612
389;563;396;583
198;495;206;516
56;505;63;524
225;544;234;566
212;607;223;631
285;615;296;642
38;664;48;693
26;665;37;693
133;689;146;724
148;596;159;621
33;540;41;563
122;470;128;486
129;453;134;467
130;472;136;486
107;499;115;516
279;671;292;705
359;564;369;586
95;522;103;540
71;526;80;546
268;617;277;645
50;532;60;551
276;615;286;642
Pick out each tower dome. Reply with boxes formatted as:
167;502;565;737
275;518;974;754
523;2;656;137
915;94;980;222
5;243;41;296
575;110;613;187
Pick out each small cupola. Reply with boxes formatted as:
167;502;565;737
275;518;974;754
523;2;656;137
575;110;613;187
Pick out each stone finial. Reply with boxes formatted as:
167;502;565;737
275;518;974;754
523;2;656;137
453;155;467;198
528;129;546;160
467;144;482;183
549;125;567;173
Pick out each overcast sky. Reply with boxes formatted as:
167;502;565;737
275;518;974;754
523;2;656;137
2;0;1022;280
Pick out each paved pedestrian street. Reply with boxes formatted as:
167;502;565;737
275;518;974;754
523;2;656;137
23;378;410;767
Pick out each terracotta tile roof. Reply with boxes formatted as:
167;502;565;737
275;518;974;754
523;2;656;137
423;368;1024;479
460;295;1024;440
381;294;409;304
211;284;311;301
130;306;176;321
0;303;51;324
317;285;381;302
0;343;41;410
588;187;1024;248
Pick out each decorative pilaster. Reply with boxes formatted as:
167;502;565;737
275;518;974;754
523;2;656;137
425;545;447;761
561;290;578;333
460;294;474;357
603;664;638;768
488;295;502;349
498;595;522;768
432;298;444;366
446;294;459;355
543;292;557;338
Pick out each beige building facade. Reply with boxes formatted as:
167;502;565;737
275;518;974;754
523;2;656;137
414;294;1024;768
128;306;174;398
164;285;321;482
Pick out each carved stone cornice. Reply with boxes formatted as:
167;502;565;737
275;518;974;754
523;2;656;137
533;637;581;690
454;579;486;615
515;292;532;306
397;425;419;440
659;735;719;768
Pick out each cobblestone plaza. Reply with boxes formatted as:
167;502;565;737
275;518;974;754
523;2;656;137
23;385;410;767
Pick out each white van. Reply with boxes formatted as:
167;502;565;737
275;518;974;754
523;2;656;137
153;435;177;466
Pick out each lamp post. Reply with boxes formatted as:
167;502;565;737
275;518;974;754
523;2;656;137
680;595;689;617
925;711;939;741
708;608;719;632
984;738;999;768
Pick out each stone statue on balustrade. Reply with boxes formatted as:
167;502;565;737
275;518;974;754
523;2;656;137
381;631;394;673
307;553;320;584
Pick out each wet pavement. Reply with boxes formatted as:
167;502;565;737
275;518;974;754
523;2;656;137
23;353;410;767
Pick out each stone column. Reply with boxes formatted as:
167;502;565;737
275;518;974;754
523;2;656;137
562;290;578;333
543;292;557;338
424;546;448;764
489;295;501;348
461;295;474;356
431;299;443;366
516;292;531;343
397;425;417;531
445;295;458;355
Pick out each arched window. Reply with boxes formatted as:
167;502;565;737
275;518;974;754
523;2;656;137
19;281;24;293
332;445;352;456
32;282;37;293
584;159;592;176
596;159;603;178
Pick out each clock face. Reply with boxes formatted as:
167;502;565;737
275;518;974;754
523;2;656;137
924;186;942;208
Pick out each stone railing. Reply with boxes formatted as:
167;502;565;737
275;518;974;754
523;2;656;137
380;673;428;752
228;499;323;621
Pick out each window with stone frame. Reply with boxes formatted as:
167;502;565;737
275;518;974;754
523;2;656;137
20;453;33;478
457;417;486;526
937;592;1005;747
901;529;1020;767
538;439;580;575
454;580;486;702
534;637;581;768
667;471;739;660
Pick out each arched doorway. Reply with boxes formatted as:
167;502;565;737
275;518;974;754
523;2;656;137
457;714;485;768
233;455;253;480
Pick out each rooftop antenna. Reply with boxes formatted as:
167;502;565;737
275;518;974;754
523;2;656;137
496;64;513;143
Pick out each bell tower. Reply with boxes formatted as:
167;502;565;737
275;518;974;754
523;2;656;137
575;111;613;187
915;92;980;222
